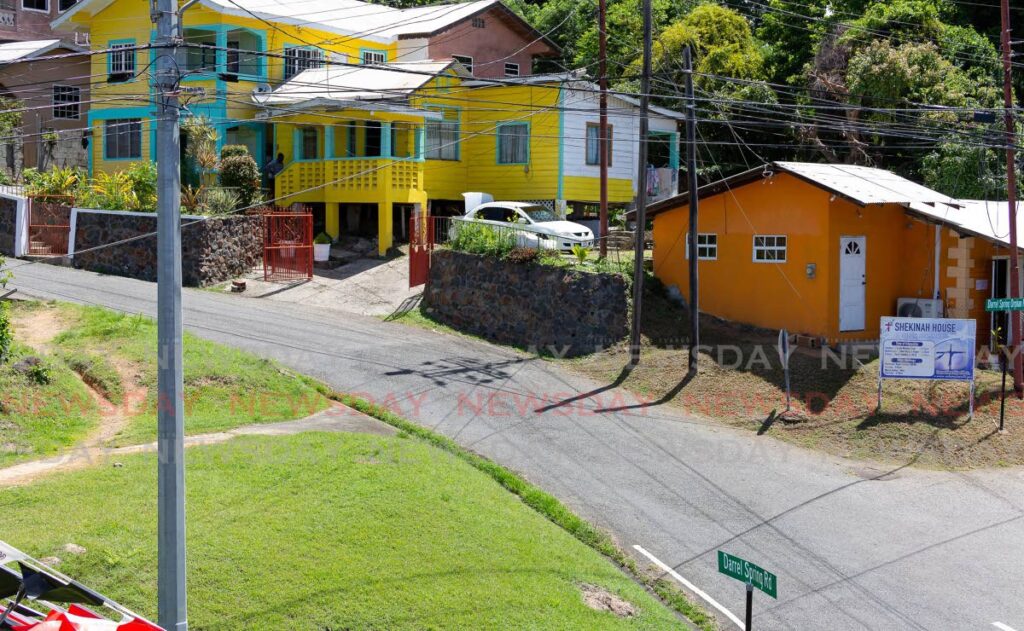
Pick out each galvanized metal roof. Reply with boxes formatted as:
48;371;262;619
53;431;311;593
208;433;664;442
258;60;457;106
907;199;1024;249
0;39;79;63
773;162;956;206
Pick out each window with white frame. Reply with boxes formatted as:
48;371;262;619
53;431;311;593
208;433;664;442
22;0;47;11
451;54;473;74
496;122;528;164
108;42;135;81
585;122;612;166
104;119;142;159
284;47;324;80
504;62;519;77
52;85;80;119
685;233;717;260
425;107;459;160
361;49;387;65
753;235;787;262
58;0;76;11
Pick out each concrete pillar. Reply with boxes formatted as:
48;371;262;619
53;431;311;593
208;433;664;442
326;202;340;239
378;199;393;255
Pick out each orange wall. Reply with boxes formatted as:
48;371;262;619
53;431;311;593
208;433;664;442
652;173;832;337
652;173;964;343
825;199;951;342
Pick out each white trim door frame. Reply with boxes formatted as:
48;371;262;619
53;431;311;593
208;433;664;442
839;235;867;332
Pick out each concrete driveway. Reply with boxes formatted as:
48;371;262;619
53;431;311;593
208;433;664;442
226;250;420;318
8;261;1024;631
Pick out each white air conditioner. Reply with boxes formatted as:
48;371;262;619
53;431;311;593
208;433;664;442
896;298;944;319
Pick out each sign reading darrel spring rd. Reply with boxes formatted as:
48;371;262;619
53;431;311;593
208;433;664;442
879;317;976;381
717;551;778;599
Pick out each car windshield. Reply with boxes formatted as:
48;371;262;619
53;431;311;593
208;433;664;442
521;206;559;223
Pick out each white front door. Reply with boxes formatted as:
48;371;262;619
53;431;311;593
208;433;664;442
839;236;866;332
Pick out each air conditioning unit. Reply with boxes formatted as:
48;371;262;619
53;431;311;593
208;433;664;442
896;298;943;319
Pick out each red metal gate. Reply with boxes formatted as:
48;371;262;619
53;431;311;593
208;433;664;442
409;214;436;288
27;195;73;256
263;210;313;282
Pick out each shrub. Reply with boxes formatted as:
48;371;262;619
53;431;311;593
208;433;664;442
202;188;239;216
218;153;261;210
570;244;590;264
220;144;249;159
0;301;10;365
505;247;538;264
24;166;83;198
449;220;515;257
124;161;157;211
313;232;332;245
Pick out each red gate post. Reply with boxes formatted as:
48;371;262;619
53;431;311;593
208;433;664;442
409;213;431;288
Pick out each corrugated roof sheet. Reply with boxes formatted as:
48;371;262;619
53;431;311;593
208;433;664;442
171;0;499;42
774;162;956;206
907;199;1024;249
259;60;454;105
0;39;66;63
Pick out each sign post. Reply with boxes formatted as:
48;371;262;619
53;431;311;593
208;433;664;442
718;551;777;630
878;317;977;418
987;299;1022;431
777;329;792;413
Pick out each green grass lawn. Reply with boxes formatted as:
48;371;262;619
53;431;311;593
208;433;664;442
0;342;99;467
35;302;330;446
0;432;684;629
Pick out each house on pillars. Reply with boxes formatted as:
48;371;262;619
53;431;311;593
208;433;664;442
258;60;467;256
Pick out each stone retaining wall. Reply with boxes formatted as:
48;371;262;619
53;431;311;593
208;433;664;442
423;250;628;357
0;197;15;256
73;210;262;287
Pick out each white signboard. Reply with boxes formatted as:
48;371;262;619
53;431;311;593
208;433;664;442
879;317;976;382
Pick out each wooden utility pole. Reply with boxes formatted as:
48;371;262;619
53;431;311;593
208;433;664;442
628;0;652;366
1000;0;1023;395
598;0;609;259
684;46;699;375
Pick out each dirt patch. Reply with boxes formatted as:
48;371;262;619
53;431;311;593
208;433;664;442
11;303;70;350
565;280;1024;470
579;584;636;618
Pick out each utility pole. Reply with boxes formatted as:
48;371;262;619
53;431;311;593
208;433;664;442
153;0;188;625
629;0;652;366
1000;0;1023;396
683;46;699;375
598;0;609;259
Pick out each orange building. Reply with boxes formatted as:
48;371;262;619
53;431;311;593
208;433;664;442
648;162;1024;348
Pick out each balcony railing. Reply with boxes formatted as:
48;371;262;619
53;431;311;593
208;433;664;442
277;158;425;200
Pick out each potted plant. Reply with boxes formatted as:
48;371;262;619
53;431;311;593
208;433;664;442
313;232;332;262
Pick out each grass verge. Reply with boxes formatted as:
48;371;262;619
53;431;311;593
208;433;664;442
338;393;717;631
0;432;689;629
6;301;331;449
0;342;99;467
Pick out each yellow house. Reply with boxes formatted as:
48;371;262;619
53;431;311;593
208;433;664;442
264;67;683;254
51;0;559;178
648;161;1024;348
261;60;468;254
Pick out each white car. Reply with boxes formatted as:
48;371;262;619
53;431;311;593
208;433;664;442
456;202;594;251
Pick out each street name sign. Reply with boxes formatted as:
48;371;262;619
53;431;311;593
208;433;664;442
717;551;777;599
986;297;1024;312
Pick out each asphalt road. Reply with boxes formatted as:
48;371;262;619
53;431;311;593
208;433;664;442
9;262;1024;631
